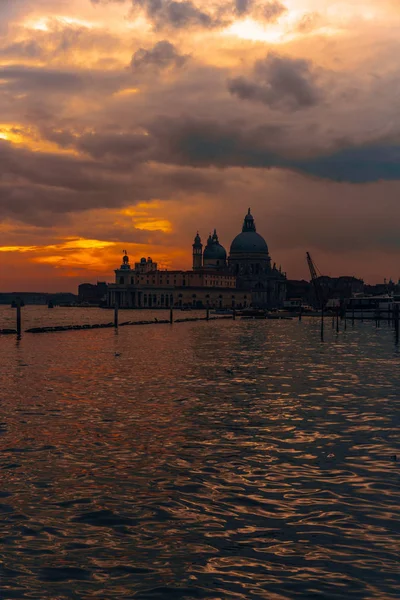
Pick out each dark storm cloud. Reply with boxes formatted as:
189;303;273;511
236;0;286;21
145;115;290;168
0;63;130;110
130;40;189;70
0;65;86;92
228;53;322;110
294;145;400;183
98;0;287;29
76;131;152;159
131;0;218;30
0;137;227;225
142;116;400;183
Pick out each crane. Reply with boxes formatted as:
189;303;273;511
306;252;326;340
306;252;326;310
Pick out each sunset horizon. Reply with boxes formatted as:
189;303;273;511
1;0;400;292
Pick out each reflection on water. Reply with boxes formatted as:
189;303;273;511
0;318;399;599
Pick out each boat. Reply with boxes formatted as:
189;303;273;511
345;294;400;319
210;308;233;315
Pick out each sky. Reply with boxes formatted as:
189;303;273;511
0;0;400;292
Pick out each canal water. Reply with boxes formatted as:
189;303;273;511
0;315;399;599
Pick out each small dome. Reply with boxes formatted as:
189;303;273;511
203;229;226;261
230;231;269;255
203;243;227;261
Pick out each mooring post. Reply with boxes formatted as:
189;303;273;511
332;313;334;329
206;307;210;321
233;308;236;320
298;306;302;322
395;305;399;344
170;307;173;324
16;298;22;337
114;301;119;328
336;307;339;333
321;307;324;342
352;306;355;327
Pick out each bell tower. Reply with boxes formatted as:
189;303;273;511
192;232;203;270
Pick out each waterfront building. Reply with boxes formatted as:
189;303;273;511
107;209;286;309
78;282;108;305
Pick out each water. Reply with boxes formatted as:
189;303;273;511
0;315;399;599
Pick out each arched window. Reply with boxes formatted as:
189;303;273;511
119;276;124;284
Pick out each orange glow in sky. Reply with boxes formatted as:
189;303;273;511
1;0;400;291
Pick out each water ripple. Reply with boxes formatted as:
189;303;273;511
0;315;399;599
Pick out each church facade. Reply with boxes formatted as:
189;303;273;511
107;209;286;309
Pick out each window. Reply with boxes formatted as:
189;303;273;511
119;276;124;284
131;277;134;284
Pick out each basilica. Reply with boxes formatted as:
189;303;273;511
107;209;286;309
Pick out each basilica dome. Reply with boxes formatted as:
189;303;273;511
229;209;269;255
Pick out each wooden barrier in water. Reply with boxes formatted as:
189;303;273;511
3;303;400;340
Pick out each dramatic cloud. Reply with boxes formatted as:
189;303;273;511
235;0;286;21
131;0;219;30
130;40;189;70
1;0;400;292
228;52;322;110
128;0;287;30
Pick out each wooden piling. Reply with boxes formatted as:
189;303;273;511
395;305;399;344
321;308;324;342
170;307;173;324
206;307;210;321
16;299;22;337
233;308;236;320
298;306;302;322
336;307;339;333
114;302;119;328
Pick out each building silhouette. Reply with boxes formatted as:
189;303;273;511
107;209;286;309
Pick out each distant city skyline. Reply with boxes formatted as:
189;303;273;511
1;0;400;292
